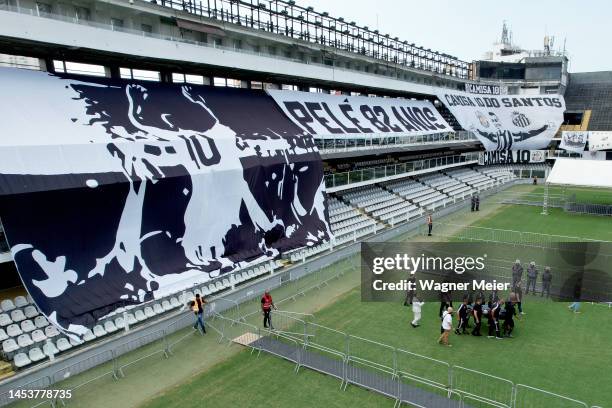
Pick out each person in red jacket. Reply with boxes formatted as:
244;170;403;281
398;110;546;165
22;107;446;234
261;291;277;329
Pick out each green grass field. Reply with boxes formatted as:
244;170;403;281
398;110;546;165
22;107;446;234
138;185;612;408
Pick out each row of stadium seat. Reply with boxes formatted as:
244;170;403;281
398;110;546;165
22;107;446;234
1;295;34;313
1;258;283;369
286;168;519;267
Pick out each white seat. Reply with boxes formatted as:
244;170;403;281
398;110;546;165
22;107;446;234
31;329;46;343
2;338;18;353
83;329;95;342
28;347;45;362
56;337;72;352
26;295;34;304
153;303;164;315
222;279;230;288
34;316;49;328
241;271;249;281
17;333;33;348
202;286;211;296
126;313;137;325
215;281;224;291
1;299;15;312
13;352;31;368
69;336;82;347
134;310;146;322
0;314;11;327
6;324;22;337
20;320;36;333
93;325;106;337
14;296;28;309
144;306;155;318
207;284;217;293
0;328;7;341
44;325;59;338
43;341;59;357
10;309;26;323
114;316;125;329
23;305;38;319
103;320;118;333
161;300;172;312
170;297;180;308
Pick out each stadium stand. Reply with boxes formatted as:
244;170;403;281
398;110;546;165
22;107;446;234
564;71;612;130
339;185;420;224
0;256;286;370
447;168;497;191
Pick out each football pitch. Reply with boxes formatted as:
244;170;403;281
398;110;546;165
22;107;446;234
139;185;612;408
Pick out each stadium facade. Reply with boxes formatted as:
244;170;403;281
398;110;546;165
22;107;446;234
0;0;609;404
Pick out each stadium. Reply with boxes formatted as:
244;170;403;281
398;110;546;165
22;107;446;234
0;1;610;407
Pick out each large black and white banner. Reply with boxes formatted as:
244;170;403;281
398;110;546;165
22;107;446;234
588;131;612;151
0;68;331;336
437;91;565;150
560;131;588;153
478;150;547;165
268;90;453;139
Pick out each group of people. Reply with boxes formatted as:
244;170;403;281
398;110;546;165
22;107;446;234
187;290;277;335
435;292;521;347
406;260;556;347
512;259;553;298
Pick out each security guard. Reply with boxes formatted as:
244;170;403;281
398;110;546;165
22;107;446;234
526;261;538;294
511;260;523;288
261;291;276;329
541;267;552;298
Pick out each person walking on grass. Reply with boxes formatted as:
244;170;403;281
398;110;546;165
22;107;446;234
191;293;207;335
513;279;525;315
411;296;425;328
488;298;503;340
455;297;469;335
568;302;581;313
426;213;433;236
261;291;277;329
503;294;519;338
438;306;453;347
471;297;483;336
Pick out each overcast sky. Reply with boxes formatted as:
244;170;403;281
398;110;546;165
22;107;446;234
301;0;610;73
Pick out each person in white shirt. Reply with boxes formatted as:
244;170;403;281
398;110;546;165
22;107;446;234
411;297;425;328
438;306;454;346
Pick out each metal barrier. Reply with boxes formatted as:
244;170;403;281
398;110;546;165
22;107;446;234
0;376;52;407
432;222;612;250
513;384;589;408
397;374;462;408
257;329;301;372
114;330;168;377
451;366;514;408
302;323;347;383
396;349;450;391
344;335;396;398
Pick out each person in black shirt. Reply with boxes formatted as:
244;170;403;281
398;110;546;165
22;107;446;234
503;294;518;338
471;298;483;336
488;298;503;339
455;297;469;335
439;288;453;317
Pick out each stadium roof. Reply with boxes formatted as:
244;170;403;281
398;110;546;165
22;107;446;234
547;158;612;188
